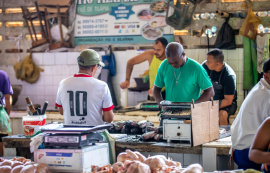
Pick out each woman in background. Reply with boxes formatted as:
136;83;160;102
249;117;270;172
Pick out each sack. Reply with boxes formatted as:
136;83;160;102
239;6;261;40
214;17;236;49
109;53;116;76
101;45;116;76
13;52;44;84
0;107;12;134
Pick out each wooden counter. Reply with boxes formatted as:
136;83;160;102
9;111;160;136
114;110;160;126
2;134;231;170
115;136;231;156
116;139;202;155
2;134;32;160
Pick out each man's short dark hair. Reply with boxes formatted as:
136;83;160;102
263;58;270;73
207;48;224;63
155;37;168;48
78;64;94;71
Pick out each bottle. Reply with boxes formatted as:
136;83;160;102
193;14;200;20
257;11;267;17
25;96;36;114
210;13;216;19
258;24;264;33
211;26;217;33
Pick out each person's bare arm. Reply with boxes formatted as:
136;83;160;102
5;94;11;115
220;95;234;108
120;50;154;89
103;110;114;123
59;107;63;115
196;87;215;102
153;85;163;108
249;118;270;164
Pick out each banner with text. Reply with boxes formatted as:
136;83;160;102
75;0;174;45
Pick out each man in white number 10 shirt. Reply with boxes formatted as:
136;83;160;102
55;49;114;126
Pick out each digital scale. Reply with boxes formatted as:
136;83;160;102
140;101;160;111
40;124;112;148
35;124;112;172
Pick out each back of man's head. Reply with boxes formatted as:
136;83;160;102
263;59;270;73
77;49;104;70
207;48;224;63
155;37;168;48
165;42;184;58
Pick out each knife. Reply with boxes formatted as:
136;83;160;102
41;101;48;115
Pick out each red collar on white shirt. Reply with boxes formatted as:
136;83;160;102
73;74;92;77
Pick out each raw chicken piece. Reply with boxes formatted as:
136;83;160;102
117;150;139;162
11;161;23;168
126;149;139;160
125;160;151;173
165;159;181;167
182;163;203;173
144;155;166;172
112;162;124;172
0;165;12;173
91;164;113;173
20;164;37;173
11;165;25;173
36;163;50;173
134;151;146;162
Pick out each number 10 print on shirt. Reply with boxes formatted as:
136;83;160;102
67;91;87;116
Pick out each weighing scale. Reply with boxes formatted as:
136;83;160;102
35;124;112;172
40;124;112;148
139;101;160;111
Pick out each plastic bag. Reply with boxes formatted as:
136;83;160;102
239;6;261;40
101;45;116;76
0;107;12;134
214;17;236;49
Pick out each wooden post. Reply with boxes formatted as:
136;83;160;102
57;5;64;44
21;7;34;43
26;9;38;41
35;2;47;39
45;8;53;44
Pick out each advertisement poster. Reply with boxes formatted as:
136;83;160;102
75;0;174;45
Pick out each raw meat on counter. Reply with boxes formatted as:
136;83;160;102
0;157;50;173
109;120;154;135
109;120;163;142
91;150;203;173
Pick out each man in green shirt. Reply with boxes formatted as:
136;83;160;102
153;42;214;106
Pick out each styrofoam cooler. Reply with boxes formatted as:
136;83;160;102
34;143;109;173
22;115;46;137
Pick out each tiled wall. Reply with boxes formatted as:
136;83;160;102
0;48;244;111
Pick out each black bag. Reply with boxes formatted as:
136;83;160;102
214;17;236;49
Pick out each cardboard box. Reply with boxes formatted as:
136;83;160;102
191;100;219;146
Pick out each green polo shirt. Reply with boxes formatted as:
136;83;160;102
154;58;212;102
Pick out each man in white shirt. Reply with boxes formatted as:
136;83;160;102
231;59;270;170
55;49;114;126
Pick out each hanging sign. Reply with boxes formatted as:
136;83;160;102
74;0;174;45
